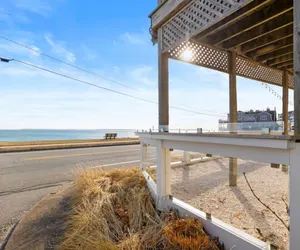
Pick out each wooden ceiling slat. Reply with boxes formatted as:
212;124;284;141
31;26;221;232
256;46;293;62
277;61;294;69
272;60;293;69
204;0;293;46
220;11;293;49
194;0;271;41
267;54;294;67
241;24;293;53
245;36;293;59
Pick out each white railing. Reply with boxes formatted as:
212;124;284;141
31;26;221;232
136;121;293;135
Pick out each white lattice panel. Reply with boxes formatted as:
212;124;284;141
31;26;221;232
236;57;283;86
169;41;295;88
169;41;229;72
288;73;294;88
162;0;249;51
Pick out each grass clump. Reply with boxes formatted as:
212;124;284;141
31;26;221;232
59;168;221;250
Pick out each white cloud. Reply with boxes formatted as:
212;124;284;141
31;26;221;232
120;32;148;45
82;44;97;61
14;0;52;17
129;66;156;86
45;34;76;63
113;66;120;72
0;38;40;58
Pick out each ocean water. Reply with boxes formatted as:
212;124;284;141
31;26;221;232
0;129;138;142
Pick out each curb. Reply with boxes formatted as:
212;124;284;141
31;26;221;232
0;221;19;250
3;185;73;250
0;141;140;154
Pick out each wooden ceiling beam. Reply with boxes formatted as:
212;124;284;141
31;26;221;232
271;59;293;68
220;11;293;50
267;53;294;66
256;46;293;62
194;0;272;41
204;0;293;45
276;61;294;69
241;24;293;53
245;35;293;59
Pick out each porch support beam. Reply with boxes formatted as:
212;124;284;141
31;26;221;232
294;0;300;138
283;71;289;135
158;28;169;132
229;51;238;187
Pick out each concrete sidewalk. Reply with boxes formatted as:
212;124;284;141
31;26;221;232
3;186;73;250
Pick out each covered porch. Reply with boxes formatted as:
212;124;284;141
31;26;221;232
137;0;300;249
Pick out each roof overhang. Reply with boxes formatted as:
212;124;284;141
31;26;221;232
149;0;295;88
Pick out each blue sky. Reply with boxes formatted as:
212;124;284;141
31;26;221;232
0;0;293;129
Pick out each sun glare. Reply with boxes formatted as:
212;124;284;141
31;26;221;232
181;49;193;61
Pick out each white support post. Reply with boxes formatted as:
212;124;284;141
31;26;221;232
289;143;300;250
156;140;171;197
183;151;191;164
140;143;148;170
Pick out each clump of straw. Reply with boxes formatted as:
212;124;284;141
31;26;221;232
59;168;221;250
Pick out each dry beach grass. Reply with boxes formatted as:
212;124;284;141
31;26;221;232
59;168;222;250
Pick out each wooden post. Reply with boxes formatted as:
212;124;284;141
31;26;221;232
294;0;300;138
229;51;238;187
158;25;169;132
156;140;171;196
282;71;289;172
283;71;289;135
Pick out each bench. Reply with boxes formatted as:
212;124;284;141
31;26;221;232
104;133;117;140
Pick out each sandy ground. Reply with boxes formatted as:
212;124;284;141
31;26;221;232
170;158;289;249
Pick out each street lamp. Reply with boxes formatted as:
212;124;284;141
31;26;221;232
0;57;11;63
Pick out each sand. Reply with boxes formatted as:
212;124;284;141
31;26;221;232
170;158;289;249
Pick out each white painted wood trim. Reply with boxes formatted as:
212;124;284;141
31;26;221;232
150;0;189;29
137;133;293;164
137;132;294;149
143;170;269;250
156;140;171;196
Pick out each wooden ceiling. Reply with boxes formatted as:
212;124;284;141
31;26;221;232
193;0;294;74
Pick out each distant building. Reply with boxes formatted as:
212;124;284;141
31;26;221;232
219;108;278;131
278;111;294;122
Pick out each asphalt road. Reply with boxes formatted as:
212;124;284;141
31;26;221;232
0;145;157;240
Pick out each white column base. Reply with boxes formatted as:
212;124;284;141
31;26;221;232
140;143;148;169
156;140;171;197
183;151;191;163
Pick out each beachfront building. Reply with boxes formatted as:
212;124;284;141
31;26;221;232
218;108;279;131
137;1;299;249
